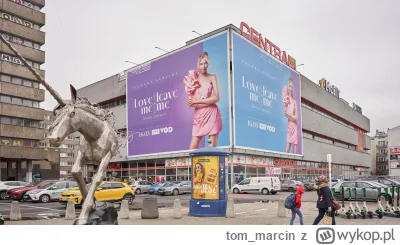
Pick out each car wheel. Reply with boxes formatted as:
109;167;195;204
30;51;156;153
288;187;295;192
271;191;277;195
39;194;50;203
135;189;141;195
0;191;7;200
173;189;179;196
261;188;269;195
233;188;240;194
123;194;135;205
0;220;4;225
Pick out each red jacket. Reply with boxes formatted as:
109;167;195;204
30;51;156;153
295;186;305;208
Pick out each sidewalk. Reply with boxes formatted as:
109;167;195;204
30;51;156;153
6;202;400;225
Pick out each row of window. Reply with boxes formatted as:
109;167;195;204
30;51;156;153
378;141;387;146
302;101;356;130
100;97;126;109
1;74;40;88
0;137;40;147
60;162;74;166
1;32;41;50
60;153;75;158
10;0;42;11
0;53;41;69
303;131;357;151
44;115;54;120
377;165;388;170
378;149;388;154
377;157;388;162
0;94;40;108
59;144;74;149
0;116;41;128
0;11;41;30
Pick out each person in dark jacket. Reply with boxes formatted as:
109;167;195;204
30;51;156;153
312;175;336;225
290;185;305;225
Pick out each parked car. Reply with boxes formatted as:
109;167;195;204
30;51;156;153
232;177;281;195
129;181;152;194
0;181;28;200
296;179;315;191
158;181;191;196
281;179;303;192
8;180;59;201
148;181;170;194
332;180;397;203
23;181;77;203
59;181;135;205
358;177;400;187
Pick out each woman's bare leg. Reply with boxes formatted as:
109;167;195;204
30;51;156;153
189;136;203;149
294;145;298;154
209;134;219;147
285;143;291;153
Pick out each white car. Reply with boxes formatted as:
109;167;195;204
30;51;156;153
129;181;152;194
0;181;28;200
232;177;281;195
23;181;77;203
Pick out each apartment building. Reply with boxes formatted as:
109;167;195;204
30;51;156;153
0;0;59;182
371;130;389;175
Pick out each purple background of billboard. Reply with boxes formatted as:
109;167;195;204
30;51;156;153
127;43;204;156
291;70;302;154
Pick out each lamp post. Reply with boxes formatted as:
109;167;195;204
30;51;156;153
125;61;138;65
192;30;202;36
296;64;304;68
155;47;168;53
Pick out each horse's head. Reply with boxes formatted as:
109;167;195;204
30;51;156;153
48;85;80;147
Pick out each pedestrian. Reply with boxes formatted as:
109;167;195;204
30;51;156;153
290;185;305;225
312;175;336;225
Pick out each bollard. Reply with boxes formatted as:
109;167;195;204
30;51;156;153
10;201;21;221
65;201;76;220
141;197;159;219
172;199;182;219
119;200;130;219
225;198;235;218
277;198;287;217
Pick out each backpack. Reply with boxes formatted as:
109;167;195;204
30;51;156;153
284;193;296;209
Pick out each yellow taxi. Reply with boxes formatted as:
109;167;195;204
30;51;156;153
59;181;135;205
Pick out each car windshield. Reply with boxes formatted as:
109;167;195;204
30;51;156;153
163;182;175;187
37;182;55;189
368;182;387;188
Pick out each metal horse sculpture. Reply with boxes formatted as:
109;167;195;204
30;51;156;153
0;35;128;225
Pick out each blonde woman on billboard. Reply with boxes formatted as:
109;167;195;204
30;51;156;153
193;162;206;198
282;77;298;154
183;52;223;149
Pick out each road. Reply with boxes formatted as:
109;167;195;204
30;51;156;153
0;190;360;218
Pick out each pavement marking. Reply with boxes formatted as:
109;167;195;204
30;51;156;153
255;209;267;211
0;203;62;212
235;212;248;215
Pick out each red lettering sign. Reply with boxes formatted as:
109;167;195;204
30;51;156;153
240;22;296;70
273;159;298;167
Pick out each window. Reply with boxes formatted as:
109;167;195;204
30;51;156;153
0;116;11;124
23;99;32;107
239;179;250;185
22;140;31;147
12;139;21;146
99;183;112;189
23;80;32;87
32;82;39;88
111;183;124;189
357;182;372;188
33;43;40;49
31;121;38;127
53;182;67;190
12;97;22;105
342;182;356;188
23;40;33;48
11;118;23;126
11;77;22;85
68;182;78;188
0;95;11;103
32;101;39;108
1;75;11;82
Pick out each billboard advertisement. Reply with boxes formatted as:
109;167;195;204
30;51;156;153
127;32;230;156
232;33;303;155
192;156;219;200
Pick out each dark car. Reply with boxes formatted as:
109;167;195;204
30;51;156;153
8;180;58;201
296;179;315;191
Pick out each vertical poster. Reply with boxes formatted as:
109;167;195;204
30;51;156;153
192;156;219;200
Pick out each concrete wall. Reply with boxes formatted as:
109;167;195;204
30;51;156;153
0;61;45;81
0;81;45;101
0;124;44;140
29;0;45;7
77;74;125;102
0;40;45;64
364;135;371;150
0;102;45;120
0;19;45;44
303;138;371;167
388;126;400;176
0;145;45;159
302;106;358;145
109;104;126;130
0;0;45;25
301;75;370;132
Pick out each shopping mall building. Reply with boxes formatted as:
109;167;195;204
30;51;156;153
76;23;371;187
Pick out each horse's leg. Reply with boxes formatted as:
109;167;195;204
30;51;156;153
76;151;112;225
71;150;88;200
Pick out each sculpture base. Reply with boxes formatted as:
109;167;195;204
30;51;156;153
189;199;227;217
73;202;119;225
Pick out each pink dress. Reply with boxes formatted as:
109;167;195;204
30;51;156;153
183;71;223;137
285;97;298;144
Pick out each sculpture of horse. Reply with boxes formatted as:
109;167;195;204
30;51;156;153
0;34;129;225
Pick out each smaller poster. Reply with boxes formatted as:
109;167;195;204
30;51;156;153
192;156;219;200
273;168;282;175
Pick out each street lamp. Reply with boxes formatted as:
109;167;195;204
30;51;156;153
296;64;304;68
125;61;138;65
155;47;168;53
192;30;202;36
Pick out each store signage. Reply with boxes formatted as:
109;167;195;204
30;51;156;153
318;78;340;98
10;0;34;9
1;33;23;45
273;159;298;167
239;22;297;70
0;11;33;28
352;103;362;114
1;53;22;65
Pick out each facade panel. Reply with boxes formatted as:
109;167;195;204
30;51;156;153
0;61;44;81
0;19;45;44
0;102;45;120
0;81;44;101
0;124;44;139
77;74;124;103
0;40;44;63
1;0;45;25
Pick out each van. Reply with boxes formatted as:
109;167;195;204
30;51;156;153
232;177;281;195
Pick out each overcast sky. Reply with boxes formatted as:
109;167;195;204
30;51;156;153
40;0;399;136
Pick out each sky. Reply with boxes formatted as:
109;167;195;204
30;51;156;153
40;0;400;136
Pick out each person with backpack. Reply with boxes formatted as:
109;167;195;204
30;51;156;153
312;175;336;225
289;185;304;225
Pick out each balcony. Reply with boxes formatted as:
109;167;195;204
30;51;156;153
376;144;388;148
0;145;45;160
0;60;45;81
1;0;45;25
28;0;45;7
0;124;44;140
0;19;45;44
0;103;45;121
0;40;45;64
0;81;45;101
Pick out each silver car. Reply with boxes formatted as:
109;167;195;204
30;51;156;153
333;180;397;203
281;179;303;192
0;181;28;199
129;181;152;194
24;181;77;203
158;181;191;196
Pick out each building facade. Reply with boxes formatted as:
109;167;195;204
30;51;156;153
0;0;59;182
371;130;388;175
76;24;371;186
388;125;400;176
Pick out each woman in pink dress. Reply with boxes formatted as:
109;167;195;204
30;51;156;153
282;78;298;154
183;52;223;149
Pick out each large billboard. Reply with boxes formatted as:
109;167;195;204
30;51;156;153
127;32;230;156
232;33;303;155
